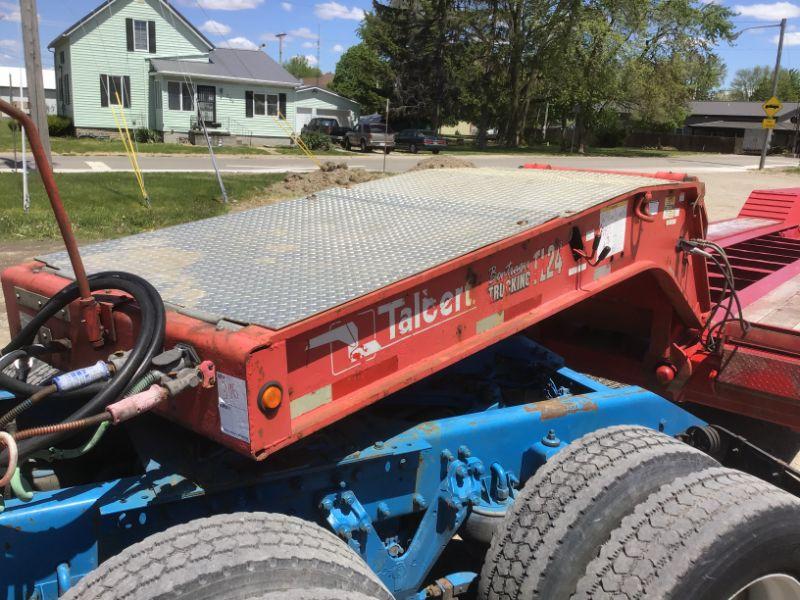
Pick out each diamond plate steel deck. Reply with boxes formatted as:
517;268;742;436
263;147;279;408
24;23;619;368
37;168;670;330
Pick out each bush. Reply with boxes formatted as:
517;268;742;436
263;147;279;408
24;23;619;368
47;115;73;137
300;131;332;151
6;119;19;133
134;127;160;143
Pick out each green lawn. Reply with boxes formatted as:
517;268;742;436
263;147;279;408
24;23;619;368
0;119;280;156
0;172;284;240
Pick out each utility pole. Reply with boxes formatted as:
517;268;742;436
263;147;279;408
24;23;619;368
276;33;287;65
760;17;787;170
316;25;321;87
20;0;52;165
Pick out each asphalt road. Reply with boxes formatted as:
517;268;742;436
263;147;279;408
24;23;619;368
1;149;798;174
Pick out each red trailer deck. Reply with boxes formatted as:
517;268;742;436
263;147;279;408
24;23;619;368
2;166;798;459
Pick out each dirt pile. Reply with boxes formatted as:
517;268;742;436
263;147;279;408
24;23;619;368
409;156;476;171
273;162;381;196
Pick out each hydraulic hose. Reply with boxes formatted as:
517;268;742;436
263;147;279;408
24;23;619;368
0;349;26;374
1;272;165;462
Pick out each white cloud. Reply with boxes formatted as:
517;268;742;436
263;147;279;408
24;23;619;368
314;1;365;20
302;41;316;48
733;2;800;20
289;27;318;39
0;2;20;22
200;19;232;36
777;31;800;44
193;0;263;9
332;43;345;52
305;54;319;66
281;2;293;10
0;39;17;48
226;36;259;50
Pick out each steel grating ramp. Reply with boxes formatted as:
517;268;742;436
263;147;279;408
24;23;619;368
37;168;671;330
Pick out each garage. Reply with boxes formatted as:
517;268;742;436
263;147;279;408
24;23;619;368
295;85;360;132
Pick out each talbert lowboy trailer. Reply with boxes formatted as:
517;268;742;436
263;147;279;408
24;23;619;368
1;100;800;599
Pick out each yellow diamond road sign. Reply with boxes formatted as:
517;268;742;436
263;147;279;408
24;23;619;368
763;96;782;117
763;117;777;129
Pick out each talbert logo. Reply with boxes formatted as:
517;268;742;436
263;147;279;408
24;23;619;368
308;284;475;374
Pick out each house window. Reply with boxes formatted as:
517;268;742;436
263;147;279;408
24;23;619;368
254;93;266;116
100;74;130;108
267;94;278;116
133;20;148;50
126;18;156;53
167;81;194;111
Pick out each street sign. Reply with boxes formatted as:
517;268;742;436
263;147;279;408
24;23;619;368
762;117;777;129
763;96;782;117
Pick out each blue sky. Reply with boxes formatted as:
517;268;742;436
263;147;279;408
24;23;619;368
0;0;799;88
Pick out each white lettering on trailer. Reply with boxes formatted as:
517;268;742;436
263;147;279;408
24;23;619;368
532;242;564;284
379;286;474;341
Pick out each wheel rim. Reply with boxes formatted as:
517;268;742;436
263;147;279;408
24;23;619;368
410;144;417;153
730;574;800;600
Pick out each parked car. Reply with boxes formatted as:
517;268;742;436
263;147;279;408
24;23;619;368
301;117;349;144
395;129;447;154
344;123;395;153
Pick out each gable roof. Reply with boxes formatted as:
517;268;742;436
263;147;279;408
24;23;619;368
47;0;214;50
150;48;301;87
689;101;800;119
297;84;360;107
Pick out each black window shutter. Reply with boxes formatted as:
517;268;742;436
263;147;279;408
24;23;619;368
100;75;108;107
148;21;156;53
279;93;287;120
126;18;134;52
245;91;253;118
123;76;131;108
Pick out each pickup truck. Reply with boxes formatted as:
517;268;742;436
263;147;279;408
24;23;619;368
344;122;395;153
301;117;349;145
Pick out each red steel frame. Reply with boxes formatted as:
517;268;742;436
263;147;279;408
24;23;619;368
5;165;800;457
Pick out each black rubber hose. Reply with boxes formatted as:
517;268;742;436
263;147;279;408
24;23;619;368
0;349;26;374
2;272;165;460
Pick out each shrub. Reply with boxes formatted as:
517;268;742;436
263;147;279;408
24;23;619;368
6;119;19;133
134;127;160;143
300;131;332;151
47;115;74;137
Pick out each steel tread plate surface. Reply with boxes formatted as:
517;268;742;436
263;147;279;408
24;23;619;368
37;168;670;330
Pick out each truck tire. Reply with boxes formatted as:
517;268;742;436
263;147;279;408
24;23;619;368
63;512;393;600
478;425;716;600
574;467;800;600
345;137;352;151
360;139;369;153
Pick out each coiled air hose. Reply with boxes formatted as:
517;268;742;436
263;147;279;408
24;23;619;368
1;271;165;463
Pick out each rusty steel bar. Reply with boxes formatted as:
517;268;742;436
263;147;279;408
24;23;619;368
0;98;103;345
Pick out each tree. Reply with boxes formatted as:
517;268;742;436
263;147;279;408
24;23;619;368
556;0;734;151
329;43;393;114
752;68;800;101
284;55;322;79
729;66;772;101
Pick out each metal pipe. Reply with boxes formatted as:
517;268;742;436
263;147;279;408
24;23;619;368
0;98;103;345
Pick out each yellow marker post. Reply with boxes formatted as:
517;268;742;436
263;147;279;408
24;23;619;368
273;110;323;169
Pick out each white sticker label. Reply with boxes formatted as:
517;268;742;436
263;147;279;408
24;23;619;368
663;196;680;220
217;373;250;443
599;201;628;257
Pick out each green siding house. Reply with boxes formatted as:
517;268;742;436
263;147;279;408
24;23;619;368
48;0;356;145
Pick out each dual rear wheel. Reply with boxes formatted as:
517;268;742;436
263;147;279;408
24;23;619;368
478;425;800;600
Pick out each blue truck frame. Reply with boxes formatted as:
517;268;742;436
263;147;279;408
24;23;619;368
0;335;702;600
